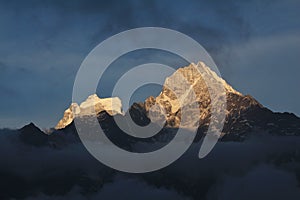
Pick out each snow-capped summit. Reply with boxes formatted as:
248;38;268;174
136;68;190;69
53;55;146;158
55;94;122;129
143;61;246;128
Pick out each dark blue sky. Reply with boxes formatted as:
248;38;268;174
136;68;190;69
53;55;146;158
0;0;299;128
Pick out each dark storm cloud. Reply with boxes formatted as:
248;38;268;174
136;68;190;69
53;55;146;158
206;165;300;200
25;178;191;200
0;128;193;199
0;128;300;199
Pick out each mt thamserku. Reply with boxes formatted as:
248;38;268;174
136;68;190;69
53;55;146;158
56;61;236;129
56;61;300;140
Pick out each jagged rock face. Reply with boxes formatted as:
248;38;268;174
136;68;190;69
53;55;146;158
55;95;122;129
55;61;300;139
143;62;250;128
55;103;80;130
138;62;300;139
141;62;300;138
55;62;253;131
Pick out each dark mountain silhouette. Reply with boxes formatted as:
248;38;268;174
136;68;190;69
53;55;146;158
18;123;48;147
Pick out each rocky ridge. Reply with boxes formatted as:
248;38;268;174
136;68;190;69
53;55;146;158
55;61;300;140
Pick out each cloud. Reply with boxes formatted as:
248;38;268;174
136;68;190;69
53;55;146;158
206;164;300;200
25;178;191;200
89;176;191;200
0;128;300;199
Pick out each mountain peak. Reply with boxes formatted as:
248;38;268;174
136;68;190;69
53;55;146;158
53;61;300;139
19;122;48;146
55;94;122;129
19;122;43;133
55;62;253;131
179;62;242;95
142;62;245;128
